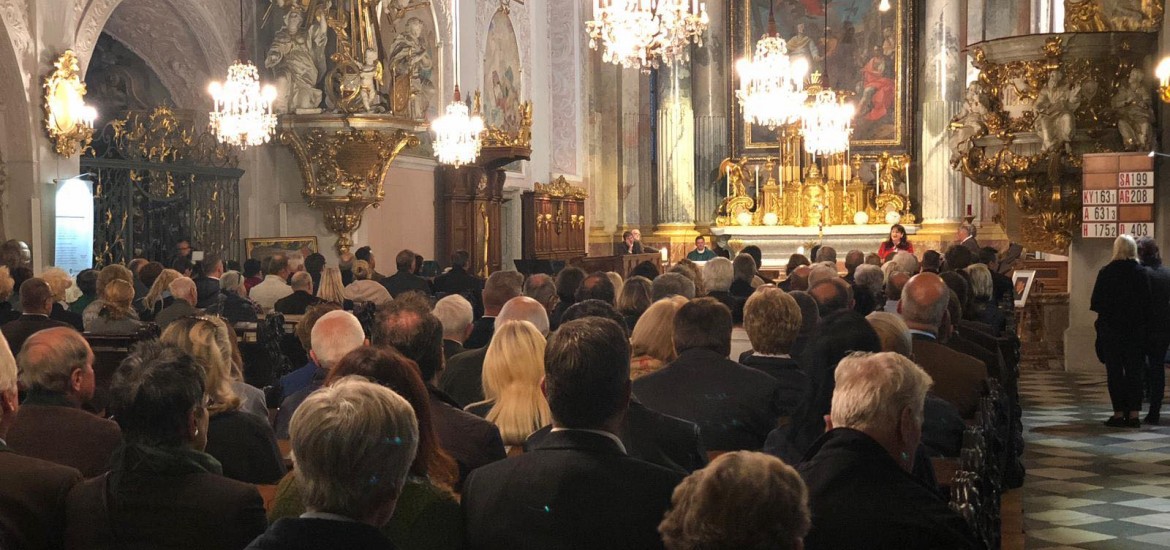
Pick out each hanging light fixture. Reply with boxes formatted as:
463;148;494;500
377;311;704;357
799;1;854;155
432;0;484;167
208;0;277;149
586;0;710;71
736;1;808;129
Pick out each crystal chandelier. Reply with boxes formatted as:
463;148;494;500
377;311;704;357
208;0;277;148
432;0;484;166
433;86;485;167
801;74;855;156
736;7;808;129
209;62;278;148
586;0;710;71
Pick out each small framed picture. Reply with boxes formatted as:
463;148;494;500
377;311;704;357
1012;269;1037;308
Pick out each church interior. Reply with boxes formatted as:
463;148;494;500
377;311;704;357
2;0;1170;548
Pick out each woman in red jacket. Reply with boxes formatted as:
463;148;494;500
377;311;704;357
877;224;914;262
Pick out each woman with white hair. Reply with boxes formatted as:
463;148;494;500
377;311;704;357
41;267;83;330
205;270;261;324
797;352;981;549
1092;234;1153;427
964;263;1005;335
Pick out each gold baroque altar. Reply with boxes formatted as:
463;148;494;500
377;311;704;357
714;127;915;230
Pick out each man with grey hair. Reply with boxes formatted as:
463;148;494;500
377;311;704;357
703;257;734;294
7;327;120;477
814;246;837;264
809;278;853;317
889;250;920;276
807;263;839;288
0;278;72;355
249;252;294;311
957;222;979;253
523;273;558;320
442;295;548;407
899;272;986;418
247;378;418;548
883;271;910;313
0;333;83;550
153;276;200;330
797;351;982;549
464;270;524;349
275;310;367;438
274;271;321;315
652;272;696;301
433;294;474;361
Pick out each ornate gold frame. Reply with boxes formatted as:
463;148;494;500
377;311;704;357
43;50;95;157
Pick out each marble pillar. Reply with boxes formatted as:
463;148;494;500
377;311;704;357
691;0;728;231
586;54;622;249
655;61;697;230
621;69;652;231
981;0;1032;40
919;0;966;226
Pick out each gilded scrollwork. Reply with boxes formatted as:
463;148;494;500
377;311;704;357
533;175;588;200
1065;0;1162;32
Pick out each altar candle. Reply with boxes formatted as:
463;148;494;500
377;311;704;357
726;166;731;197
755;166;760;196
905;161;911;192
875;163;881;193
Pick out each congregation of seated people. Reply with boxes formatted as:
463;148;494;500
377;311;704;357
0;235;1023;549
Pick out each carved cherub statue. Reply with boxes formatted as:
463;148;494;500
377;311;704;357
949;82;991;167
358;48;386;113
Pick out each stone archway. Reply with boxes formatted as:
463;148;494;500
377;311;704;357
0;11;35;241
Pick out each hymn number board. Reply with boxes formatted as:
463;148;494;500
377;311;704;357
1082;153;1155;240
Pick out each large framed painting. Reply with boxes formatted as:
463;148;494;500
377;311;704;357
730;0;915;158
244;236;319;262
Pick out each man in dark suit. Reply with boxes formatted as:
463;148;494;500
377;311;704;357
900;273;987;418
432;250;483;301
633;298;783;451
441;296;548;407
463;270;523;350
0;334;83;550
273;310;367;439
152;276;201;330
381;248;432;298
0;278;72;354
193;253;224;309
372;296;507;485
274;272;321;315
7;327;121;478
464;317;684;549
354;246;385;282
957;222;980;254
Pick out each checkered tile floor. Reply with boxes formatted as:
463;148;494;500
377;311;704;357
1021;370;1170;549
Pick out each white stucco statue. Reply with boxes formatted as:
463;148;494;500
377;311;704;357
1113;68;1154;152
266;4;329;114
1033;71;1081;154
358;48;386;113
949;81;991;167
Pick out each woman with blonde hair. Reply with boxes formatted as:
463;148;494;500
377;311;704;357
344;259;393;306
606;271;624;300
85;278;144;334
465;320;552;450
40;267;84;329
316;265;354;310
161;316;284;483
964;263;1005;335
1092;234;1152;427
630;296;688;379
138;268;182;321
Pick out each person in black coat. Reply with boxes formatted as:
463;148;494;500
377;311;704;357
633;298;783;451
1139;237;1170;424
1092;235;1153;427
432;250;483;304
463;317;683;549
246;378;420;550
65;341;267;550
1;278;72;354
740;288;809;420
462;271;524;350
274;273;322;315
798;352;982;550
381;249;432;298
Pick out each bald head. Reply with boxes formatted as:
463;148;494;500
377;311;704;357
899;272;948;333
18;327;93;403
497;296;550;336
809;278;853;316
168;277;197;306
885;271;911;301
789;265;812;291
310;310;366;370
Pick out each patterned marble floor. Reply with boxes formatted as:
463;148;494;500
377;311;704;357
1021;370;1170;549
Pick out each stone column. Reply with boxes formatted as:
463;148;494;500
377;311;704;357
654;60;699;260
691;0;728;231
585;53;623;254
919;0;966;227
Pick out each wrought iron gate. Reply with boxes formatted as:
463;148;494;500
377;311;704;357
81;106;243;266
